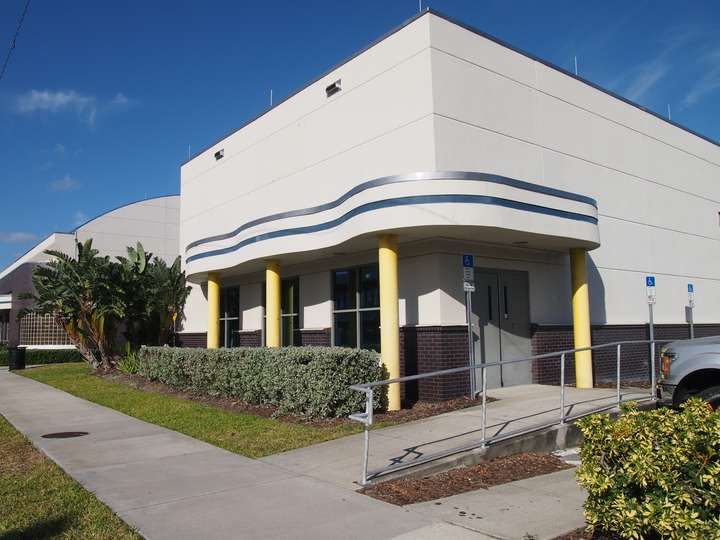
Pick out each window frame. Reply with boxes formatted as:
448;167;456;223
331;264;380;351
219;286;240;347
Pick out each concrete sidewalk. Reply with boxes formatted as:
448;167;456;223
262;383;646;488
410;468;586;540
0;371;589;539
0;370;439;540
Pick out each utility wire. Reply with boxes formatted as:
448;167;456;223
0;0;32;83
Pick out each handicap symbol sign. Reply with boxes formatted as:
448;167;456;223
646;276;655;287
462;254;474;268
688;283;694;293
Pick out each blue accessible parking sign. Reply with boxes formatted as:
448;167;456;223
646;276;655;287
462;254;474;268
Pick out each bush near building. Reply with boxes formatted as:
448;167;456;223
138;346;386;418
0;347;84;366
576;400;720;539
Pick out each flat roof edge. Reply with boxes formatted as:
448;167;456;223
428;9;719;148
182;8;717;168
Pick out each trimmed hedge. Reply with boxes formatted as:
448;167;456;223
577;400;720;539
0;347;84;366
138;346;387;418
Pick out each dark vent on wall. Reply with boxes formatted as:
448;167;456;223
325;79;341;98
214;149;224;161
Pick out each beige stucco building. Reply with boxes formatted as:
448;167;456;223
176;11;720;403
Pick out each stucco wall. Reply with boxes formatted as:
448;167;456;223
180;16;437;275
75;195;180;263
428;15;720;325
179;12;719;334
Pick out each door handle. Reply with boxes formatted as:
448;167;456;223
503;285;509;320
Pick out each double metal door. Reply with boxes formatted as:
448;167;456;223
471;269;531;389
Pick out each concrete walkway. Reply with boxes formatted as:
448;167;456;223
262;383;647;488
409;468;586;540
0;371;591;539
0;371;438;540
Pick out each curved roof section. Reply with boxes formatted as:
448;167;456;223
0;194;180;280
70;194;179;233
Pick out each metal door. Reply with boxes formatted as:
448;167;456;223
471;269;531;389
497;270;532;386
472;271;502;389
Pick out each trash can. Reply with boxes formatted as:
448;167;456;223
8;347;26;371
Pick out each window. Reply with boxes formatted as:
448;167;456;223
219;287;239;347
0;311;9;344
332;265;380;352
262;277;300;346
18;313;72;346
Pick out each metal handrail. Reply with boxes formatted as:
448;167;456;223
349;338;672;485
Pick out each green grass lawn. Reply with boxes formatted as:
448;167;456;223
0;414;140;540
19;363;363;458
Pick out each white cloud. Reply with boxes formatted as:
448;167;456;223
14;89;133;126
16;90;96;124
0;232;37;243
73;211;88;226
112;93;129;105
624;58;669;101
682;48;720;108
50;175;80;192
54;143;66;156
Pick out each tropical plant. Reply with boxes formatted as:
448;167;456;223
118;243;190;349
117;343;143;375
23;239;191;370
21;239;125;370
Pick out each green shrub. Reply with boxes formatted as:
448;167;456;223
138;346;386;418
0;347;84;366
577;400;720;539
117;345;142;375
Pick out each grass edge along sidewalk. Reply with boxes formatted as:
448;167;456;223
19;363;364;458
0;414;140;540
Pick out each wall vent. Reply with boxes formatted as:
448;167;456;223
214;149;224;161
325;79;342;98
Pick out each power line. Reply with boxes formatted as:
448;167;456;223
0;0;32;84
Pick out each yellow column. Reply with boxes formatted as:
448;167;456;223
379;234;401;411
265;260;281;348
570;248;593;388
207;272;221;349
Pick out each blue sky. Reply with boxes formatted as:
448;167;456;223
0;0;718;269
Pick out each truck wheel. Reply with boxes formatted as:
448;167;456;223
697;386;720;410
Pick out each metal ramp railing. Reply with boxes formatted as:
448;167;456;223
349;339;669;485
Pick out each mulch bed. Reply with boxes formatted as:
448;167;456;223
97;371;493;428
360;452;572;505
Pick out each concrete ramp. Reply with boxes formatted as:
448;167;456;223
261;384;650;488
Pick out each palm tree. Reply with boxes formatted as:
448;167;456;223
22;239;125;370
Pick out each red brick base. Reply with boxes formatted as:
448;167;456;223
530;324;720;386
401;325;470;402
